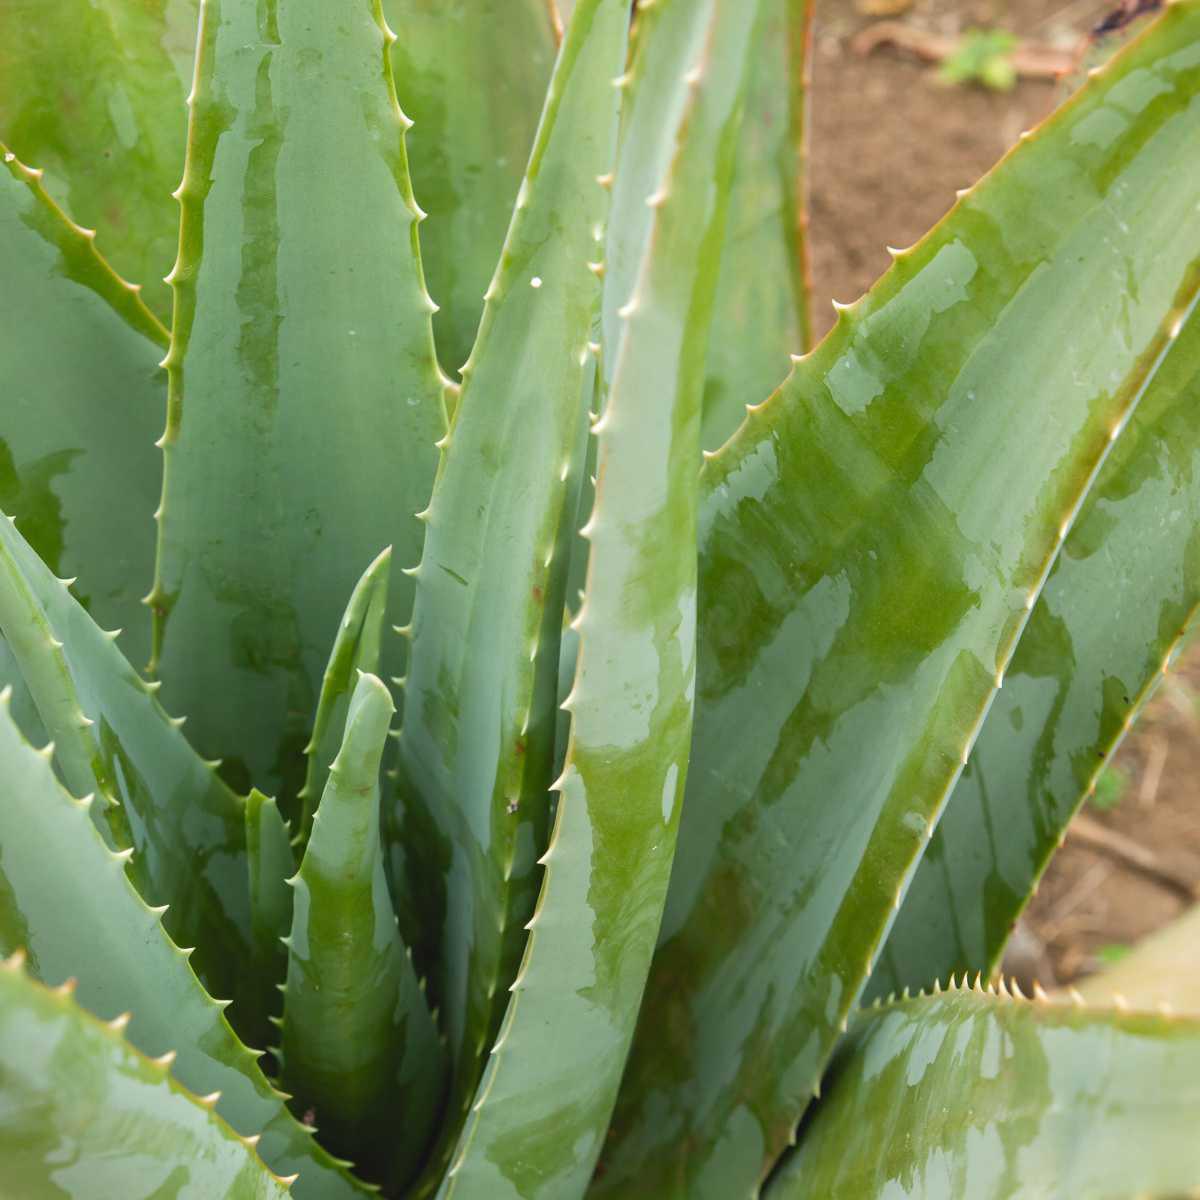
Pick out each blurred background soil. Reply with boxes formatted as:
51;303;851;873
807;0;1200;988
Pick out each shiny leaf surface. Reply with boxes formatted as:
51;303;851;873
282;674;443;1191
0;692;369;1198
394;0;626;1159
0;0;195;320
568;0;733;613
602;9;1200;1195
296;548;391;850
0;509;268;1044
436;1;760;1194
387;0;558;376
601;0;721;379
702;0;812;452
0;953;292;1199
0;147;165;714
766;987;1200;1199
151;0;446;797
872;286;1200;1001
245;789;293;1013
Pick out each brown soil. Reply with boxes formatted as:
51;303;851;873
807;0;1199;987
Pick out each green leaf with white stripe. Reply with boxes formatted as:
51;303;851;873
601;9;1200;1194
0;508;272;1046
433;1;761;1194
245;789;293;1015
282;673;444;1192
0;0;196;319
296;548;391;850
871;288;1200;1002
702;0;812;452
394;0;628;1166
766;987;1200;1199
0;954;293;1200
0;147;165;734
150;0;446;798
0;691;371;1198
387;0;558;375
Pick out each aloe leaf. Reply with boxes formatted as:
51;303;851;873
0;1;194;320
387;0;558;376
871;290;1200;1003
296;549;391;850
0;146;165;707
599;9;1200;1194
246;789;293;1008
282;673;444;1190
560;0;737;626
702;0;812;452
0;508;269;1046
765;986;1200;1199
0;644;42;746
0;692;370;1198
433;3;759;1195
0;953;292;1199
601;0;722;378
150;0;446;798
393;0;626;1156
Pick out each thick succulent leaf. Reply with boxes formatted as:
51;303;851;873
765;987;1200;1199
601;0;723;378
0;147;165;719
0;953;292;1199
871;286;1200;1002
296;548;391;849
387;0;558;375
151;0;446;797
0;692;370;1198
246;789;293;1010
434;2;759;1195
393;0;626;1152
0;0;194;320
282;674;443;1191
600;9;1200;1195
702;0;812;452
560;0;732;621
0;508;275;1043
0;643;42;746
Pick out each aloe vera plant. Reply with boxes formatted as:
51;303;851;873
3;0;1200;1196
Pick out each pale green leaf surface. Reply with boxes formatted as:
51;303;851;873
246;789;293;1010
151;0;445;797
0;955;292;1199
601;0;720;382
765;988;1200;1200
702;0;812;452
0;0;196;320
434;1;760;1194
0;643;42;747
282;673;443;1191
394;0;627;1161
567;0;727;618
0;693;370;1198
0;148;165;711
296;548;391;850
871;287;1200;1002
387;0;557;375
0;508;271;1044
600;9;1200;1195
